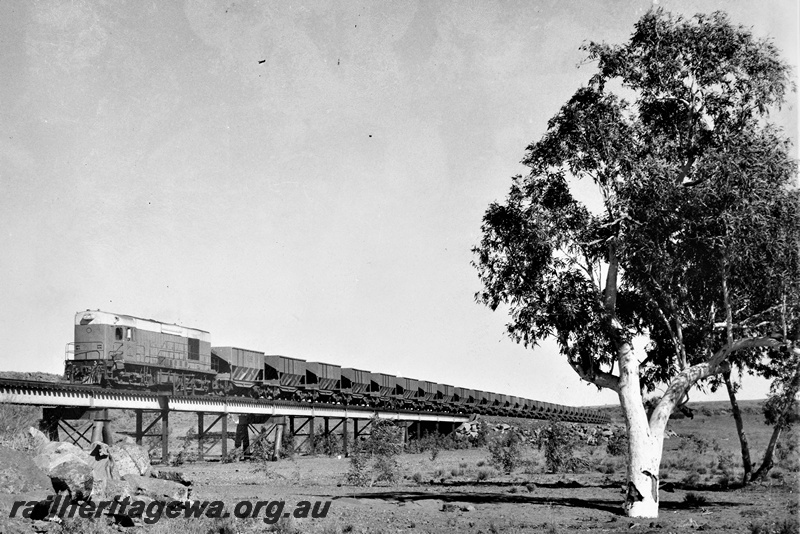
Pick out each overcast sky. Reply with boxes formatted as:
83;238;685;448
0;0;796;406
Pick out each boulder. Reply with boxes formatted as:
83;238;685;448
88;443;114;501
33;442;89;473
27;427;50;450
123;474;190;501
108;442;151;478
32;441;94;500
48;461;93;501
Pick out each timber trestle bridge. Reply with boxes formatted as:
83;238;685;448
0;378;608;462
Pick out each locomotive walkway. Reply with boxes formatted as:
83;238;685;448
0;378;609;462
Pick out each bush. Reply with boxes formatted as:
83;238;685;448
679;435;711;454
170;429;198;466
606;432;628;457
312;426;342;456
476;468;494;481
487;430;523;474
683;492;708;508
717;450;735;477
520;457;540;474
540;419;576;473
473;420;490;447
346;417;403;486
681;472;700;486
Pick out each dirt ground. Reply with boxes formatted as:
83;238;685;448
0;399;797;533
165;446;797;534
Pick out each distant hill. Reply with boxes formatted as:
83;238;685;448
0;371;64;383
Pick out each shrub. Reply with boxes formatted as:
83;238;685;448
346;417;403;487
520;458;540;475
476;468;493;481
428;439;441;461
312;426;342;456
280;430;296;459
540;419;576;473
473;420;490;447
487;430;523;473
600;458;618;475
606;432;628;457
411;472;423;484
346;447;371;486
682;435;710;454
170;429;198;466
683;492;707;507
681;472;701;486
717;450;735;477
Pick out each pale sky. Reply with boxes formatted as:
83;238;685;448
0;0;797;407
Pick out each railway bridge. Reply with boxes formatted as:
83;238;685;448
0;378;608;462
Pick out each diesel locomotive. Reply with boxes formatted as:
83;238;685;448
64;310;606;422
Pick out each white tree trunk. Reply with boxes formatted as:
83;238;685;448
618;343;664;518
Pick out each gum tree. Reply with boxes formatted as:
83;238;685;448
473;9;798;517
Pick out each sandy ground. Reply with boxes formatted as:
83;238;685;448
161;446;797;534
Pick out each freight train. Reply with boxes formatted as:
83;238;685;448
64;310;606;423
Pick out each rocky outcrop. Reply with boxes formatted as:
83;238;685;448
26;427;189;507
33;440;94;499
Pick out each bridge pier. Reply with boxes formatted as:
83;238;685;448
273;419;284;461
133;409;172;456
135;410;143;445
342;418;349;457
308;416;315;453
161;409;169;462
198;412;205;460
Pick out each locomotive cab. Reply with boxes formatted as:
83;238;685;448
65;309;214;393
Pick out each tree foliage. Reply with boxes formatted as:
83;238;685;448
474;8;798;398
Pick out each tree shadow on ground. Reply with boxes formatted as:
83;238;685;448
331;490;622;514
427;479;621;490
326;489;742;516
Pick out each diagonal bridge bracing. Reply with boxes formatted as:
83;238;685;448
0;378;608;462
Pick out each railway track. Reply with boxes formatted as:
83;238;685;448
0;377;609;423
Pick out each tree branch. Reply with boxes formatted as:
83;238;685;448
649;336;784;434
604;241;618;316
568;357;620;392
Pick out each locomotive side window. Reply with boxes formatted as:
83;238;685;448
126;328;133;341
188;338;199;360
115;327;123;341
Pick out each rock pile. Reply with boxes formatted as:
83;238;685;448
1;427;191;526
